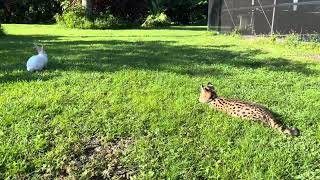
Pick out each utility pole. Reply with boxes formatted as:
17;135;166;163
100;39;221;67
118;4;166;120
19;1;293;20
270;0;277;35
250;0;255;35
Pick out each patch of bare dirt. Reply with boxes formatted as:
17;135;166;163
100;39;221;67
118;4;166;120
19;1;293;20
305;54;320;61
59;137;135;179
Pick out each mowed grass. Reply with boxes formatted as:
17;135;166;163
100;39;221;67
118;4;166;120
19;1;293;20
1;24;320;179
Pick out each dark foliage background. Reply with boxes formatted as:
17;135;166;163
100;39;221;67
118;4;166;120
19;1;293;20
0;0;61;23
165;0;208;25
77;0;149;23
0;0;207;25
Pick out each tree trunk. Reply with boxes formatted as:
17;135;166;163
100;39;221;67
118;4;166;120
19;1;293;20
82;0;92;17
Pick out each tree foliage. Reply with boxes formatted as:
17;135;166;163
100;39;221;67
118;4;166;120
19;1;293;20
0;0;61;23
56;1;135;29
146;0;207;25
169;0;207;24
0;0;208;25
93;0;148;22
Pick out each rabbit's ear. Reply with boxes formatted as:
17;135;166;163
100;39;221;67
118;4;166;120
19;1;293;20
40;45;46;54
34;44;39;52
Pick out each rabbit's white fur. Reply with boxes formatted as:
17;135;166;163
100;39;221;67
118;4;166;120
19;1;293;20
26;45;48;72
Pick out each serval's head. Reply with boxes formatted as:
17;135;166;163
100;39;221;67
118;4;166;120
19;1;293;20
199;82;217;103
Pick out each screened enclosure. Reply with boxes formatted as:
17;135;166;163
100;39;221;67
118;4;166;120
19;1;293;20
208;0;320;35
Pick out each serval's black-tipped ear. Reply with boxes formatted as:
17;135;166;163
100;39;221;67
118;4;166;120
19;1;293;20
207;82;215;90
200;84;205;91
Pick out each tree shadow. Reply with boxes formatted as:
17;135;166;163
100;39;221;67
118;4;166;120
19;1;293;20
0;35;63;83
0;71;59;83
0;34;64;67
0;35;64;46
159;26;208;31
0;34;318;84
47;40;317;76
77;34;206;38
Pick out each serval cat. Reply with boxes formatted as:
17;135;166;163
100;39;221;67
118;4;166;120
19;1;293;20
199;82;299;136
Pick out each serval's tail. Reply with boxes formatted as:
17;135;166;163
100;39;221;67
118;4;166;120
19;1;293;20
268;118;299;136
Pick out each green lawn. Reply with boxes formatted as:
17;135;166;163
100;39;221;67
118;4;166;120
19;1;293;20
1;24;320;179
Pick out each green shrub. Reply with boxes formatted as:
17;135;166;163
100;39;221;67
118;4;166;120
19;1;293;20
269;34;277;43
94;14;127;29
56;6;131;29
105;15;121;28
56;12;94;29
304;33;320;43
231;27;240;36
284;33;301;46
141;12;171;28
93;18;109;29
55;4;94;29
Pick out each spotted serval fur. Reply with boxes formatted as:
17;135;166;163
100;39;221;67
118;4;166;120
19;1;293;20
199;82;299;136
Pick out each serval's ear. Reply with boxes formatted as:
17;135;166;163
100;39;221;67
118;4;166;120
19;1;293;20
200;85;209;92
207;82;215;90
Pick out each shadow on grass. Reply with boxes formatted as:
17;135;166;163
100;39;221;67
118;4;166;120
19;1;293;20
0;34;318;83
49;40;316;75
157;26;208;31
101;26;207;32
0;71;59;83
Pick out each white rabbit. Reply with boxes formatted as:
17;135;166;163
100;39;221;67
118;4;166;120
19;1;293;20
26;45;48;72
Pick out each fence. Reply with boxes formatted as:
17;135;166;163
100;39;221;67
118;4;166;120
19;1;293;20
208;0;320;35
